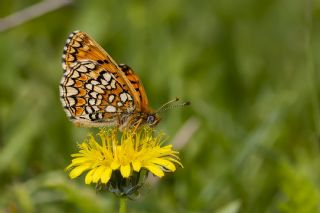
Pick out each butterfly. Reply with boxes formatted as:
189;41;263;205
60;31;188;130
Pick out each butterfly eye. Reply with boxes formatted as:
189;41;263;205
147;115;155;125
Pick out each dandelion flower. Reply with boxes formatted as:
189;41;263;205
66;127;182;196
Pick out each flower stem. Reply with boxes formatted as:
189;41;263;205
119;197;127;213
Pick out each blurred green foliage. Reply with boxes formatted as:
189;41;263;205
0;0;320;212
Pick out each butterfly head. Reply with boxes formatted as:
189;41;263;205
146;113;161;126
125;111;160;130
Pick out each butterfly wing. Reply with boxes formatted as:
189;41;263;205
60;31;141;127
118;64;150;112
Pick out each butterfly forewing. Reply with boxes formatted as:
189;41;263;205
119;64;149;112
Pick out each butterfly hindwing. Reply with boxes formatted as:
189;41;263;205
60;60;136;127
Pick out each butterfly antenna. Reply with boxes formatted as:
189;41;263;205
156;97;180;113
156;99;190;113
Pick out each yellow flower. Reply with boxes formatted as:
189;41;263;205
66;127;182;191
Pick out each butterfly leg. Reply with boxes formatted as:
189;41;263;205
132;118;143;133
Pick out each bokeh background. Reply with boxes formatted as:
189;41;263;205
1;0;320;212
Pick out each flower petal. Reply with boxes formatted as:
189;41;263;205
132;160;142;172
92;166;105;183
68;165;90;178
120;164;131;178
144;164;164;177
111;161;120;170
101;167;112;183
85;169;95;184
71;157;90;165
151;158;176;172
165;157;183;168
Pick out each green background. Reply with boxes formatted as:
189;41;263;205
1;0;320;212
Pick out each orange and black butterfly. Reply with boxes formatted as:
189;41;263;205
59;31;189;130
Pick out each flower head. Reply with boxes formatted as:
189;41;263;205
66;127;182;196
